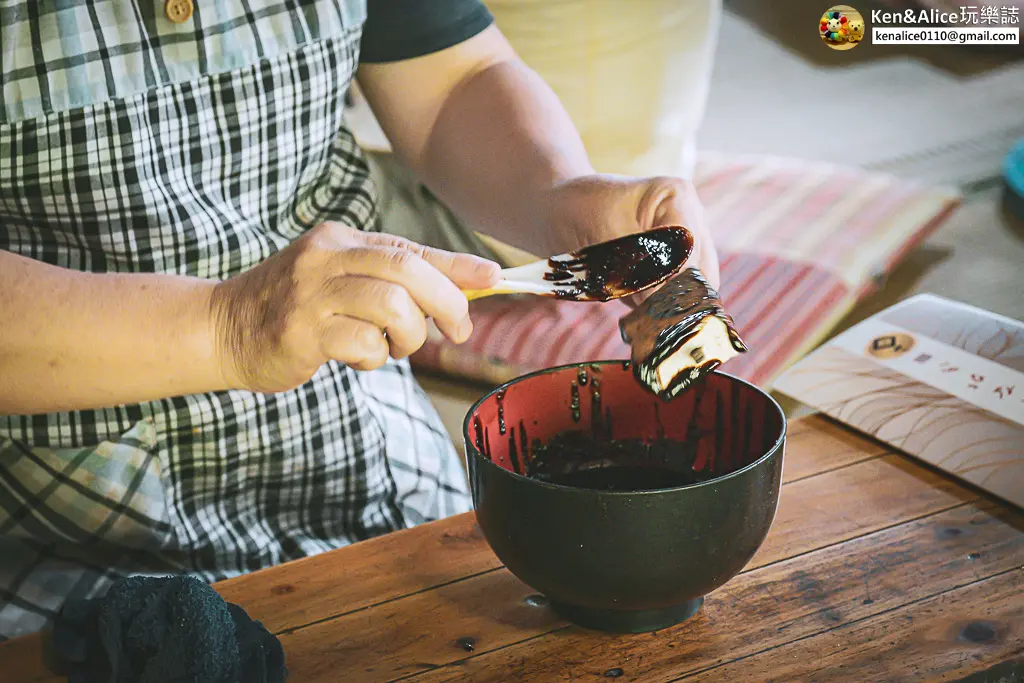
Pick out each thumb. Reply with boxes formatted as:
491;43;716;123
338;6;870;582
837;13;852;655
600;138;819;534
645;180;720;291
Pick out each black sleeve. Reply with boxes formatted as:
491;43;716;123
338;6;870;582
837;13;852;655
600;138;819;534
359;0;495;63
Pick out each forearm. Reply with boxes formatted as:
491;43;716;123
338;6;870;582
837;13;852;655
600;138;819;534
0;251;226;415
356;26;594;257
417;60;593;255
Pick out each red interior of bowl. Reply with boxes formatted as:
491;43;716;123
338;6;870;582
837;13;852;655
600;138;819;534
466;362;784;479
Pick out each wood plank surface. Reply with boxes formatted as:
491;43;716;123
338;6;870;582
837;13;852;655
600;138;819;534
279;570;560;682
687;568;1024;683
746;454;977;570
267;440;986;682
263;417;928;683
215;513;499;634
0;636;58;683
777;415;889;484
1;415;1020;683
394;502;1024;682
217;413;898;632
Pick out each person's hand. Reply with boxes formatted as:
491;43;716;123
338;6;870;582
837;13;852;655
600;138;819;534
210;222;500;393
540;174;719;301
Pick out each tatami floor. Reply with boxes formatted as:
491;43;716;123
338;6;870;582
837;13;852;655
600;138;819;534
418;0;1024;448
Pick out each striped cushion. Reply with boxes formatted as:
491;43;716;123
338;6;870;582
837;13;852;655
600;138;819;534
694;153;960;287
410;154;960;389
704;254;850;386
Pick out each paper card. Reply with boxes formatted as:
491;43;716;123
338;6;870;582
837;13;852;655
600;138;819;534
774;294;1023;509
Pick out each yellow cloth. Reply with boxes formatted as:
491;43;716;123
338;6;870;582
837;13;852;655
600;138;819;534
483;0;722;264
485;0;722;180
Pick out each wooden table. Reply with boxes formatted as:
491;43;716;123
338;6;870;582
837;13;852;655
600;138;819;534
3;415;1023;682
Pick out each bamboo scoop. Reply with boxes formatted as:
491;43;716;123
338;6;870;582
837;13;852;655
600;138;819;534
462;226;694;302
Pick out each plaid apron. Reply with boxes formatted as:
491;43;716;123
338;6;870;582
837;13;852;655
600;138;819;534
0;0;471;640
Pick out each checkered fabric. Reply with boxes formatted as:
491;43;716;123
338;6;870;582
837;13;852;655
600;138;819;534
0;0;365;123
0;0;471;640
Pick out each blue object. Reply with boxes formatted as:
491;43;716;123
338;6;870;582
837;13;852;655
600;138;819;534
1005;138;1024;222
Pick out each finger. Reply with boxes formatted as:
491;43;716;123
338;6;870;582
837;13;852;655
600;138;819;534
324;276;429;359
318;315;390;371
333;245;473;343
646;179;721;291
358;232;501;290
646;177;705;231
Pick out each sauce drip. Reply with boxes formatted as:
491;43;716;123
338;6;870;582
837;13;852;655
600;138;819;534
507;429;521;473
496;389;507;435
472;415;486;456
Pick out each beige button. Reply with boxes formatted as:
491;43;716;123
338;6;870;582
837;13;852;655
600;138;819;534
166;0;193;23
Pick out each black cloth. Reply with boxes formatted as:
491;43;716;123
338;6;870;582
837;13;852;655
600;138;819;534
360;0;495;63
50;575;286;683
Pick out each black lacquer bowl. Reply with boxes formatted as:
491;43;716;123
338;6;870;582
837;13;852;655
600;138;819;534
463;361;786;633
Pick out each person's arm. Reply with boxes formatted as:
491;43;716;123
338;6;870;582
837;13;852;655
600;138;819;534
356;12;720;290
356;24;594;258
0;250;223;414
0;227;498;415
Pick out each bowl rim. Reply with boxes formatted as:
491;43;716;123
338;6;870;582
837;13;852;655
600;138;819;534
462;360;788;496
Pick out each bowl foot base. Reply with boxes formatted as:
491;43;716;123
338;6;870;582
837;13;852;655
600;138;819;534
551;596;704;633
